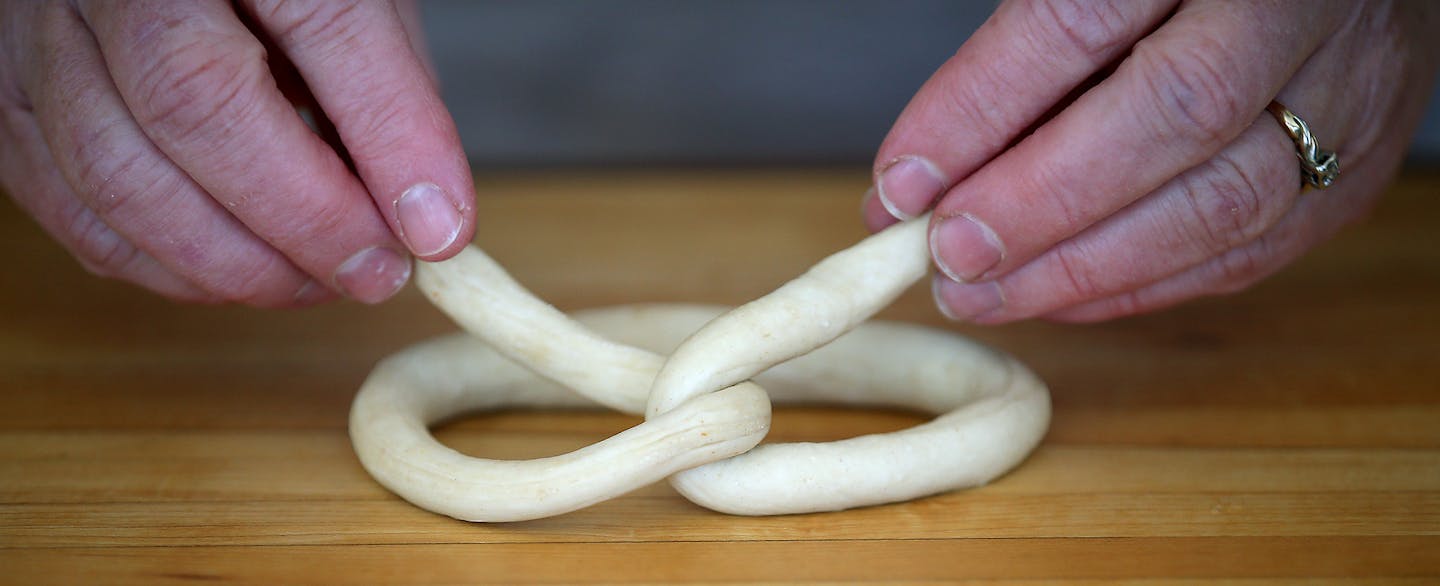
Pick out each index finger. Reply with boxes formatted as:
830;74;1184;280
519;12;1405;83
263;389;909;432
245;0;476;261
80;0;414;303
926;1;1347;283
866;0;1177;227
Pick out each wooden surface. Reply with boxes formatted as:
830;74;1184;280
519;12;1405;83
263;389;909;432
1;168;1437;584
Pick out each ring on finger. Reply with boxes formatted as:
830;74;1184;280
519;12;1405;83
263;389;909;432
1266;101;1339;190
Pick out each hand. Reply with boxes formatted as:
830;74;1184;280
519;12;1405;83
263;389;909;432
864;0;1440;323
0;0;475;307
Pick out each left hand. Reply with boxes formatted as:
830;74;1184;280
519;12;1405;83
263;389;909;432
0;0;473;307
863;0;1440;323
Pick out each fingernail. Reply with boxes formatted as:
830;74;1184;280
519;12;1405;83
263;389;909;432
334;246;412;304
932;273;1004;321
930;213;1004;282
876;156;946;220
292;279;332;306
396;182;462;257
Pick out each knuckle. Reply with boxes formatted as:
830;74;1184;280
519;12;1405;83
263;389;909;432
200;253;296;308
258;0;367;48
64;209;139;278
341;90;418;155
129;31;267;145
1105;292;1144;319
268;196;355;252
1174;156;1270;253
1210;240;1270;294
1026;0;1137;61
70;137;163;216
903;45;1032;149
1051;242;1106;301
1077;292;1143;323
1026;161;1091;230
901;77;1004;155
1132;37;1248;149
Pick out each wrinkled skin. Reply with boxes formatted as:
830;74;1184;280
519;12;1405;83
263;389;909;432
2;1;1438;320
866;0;1440;323
0;0;475;307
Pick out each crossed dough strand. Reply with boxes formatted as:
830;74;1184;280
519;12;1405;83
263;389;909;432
349;216;1050;521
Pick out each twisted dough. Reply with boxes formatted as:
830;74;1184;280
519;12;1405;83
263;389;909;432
350;216;1049;521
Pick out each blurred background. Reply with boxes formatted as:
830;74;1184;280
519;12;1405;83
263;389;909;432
419;1;1440;168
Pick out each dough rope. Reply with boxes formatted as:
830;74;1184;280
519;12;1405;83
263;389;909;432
349;215;1050;522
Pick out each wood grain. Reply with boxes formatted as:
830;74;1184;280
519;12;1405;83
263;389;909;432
1;168;1437;584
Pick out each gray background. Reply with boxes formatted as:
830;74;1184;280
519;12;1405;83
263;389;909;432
419;1;1440;167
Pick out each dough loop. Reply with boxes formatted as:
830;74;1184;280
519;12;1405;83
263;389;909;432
350;216;1049;522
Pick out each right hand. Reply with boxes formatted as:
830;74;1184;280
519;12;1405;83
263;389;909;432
0;0;476;307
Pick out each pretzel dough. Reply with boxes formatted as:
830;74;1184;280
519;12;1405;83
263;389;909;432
350;216;1049;521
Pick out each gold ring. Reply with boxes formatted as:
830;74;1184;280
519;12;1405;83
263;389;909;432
1267;101;1339;190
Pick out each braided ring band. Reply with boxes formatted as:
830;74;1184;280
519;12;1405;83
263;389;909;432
350;216;1050;521
1267;101;1340;189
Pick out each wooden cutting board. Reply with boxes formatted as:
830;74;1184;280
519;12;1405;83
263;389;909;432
2;168;1437;584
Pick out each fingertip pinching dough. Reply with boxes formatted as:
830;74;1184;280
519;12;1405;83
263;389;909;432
349;215;1050;522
